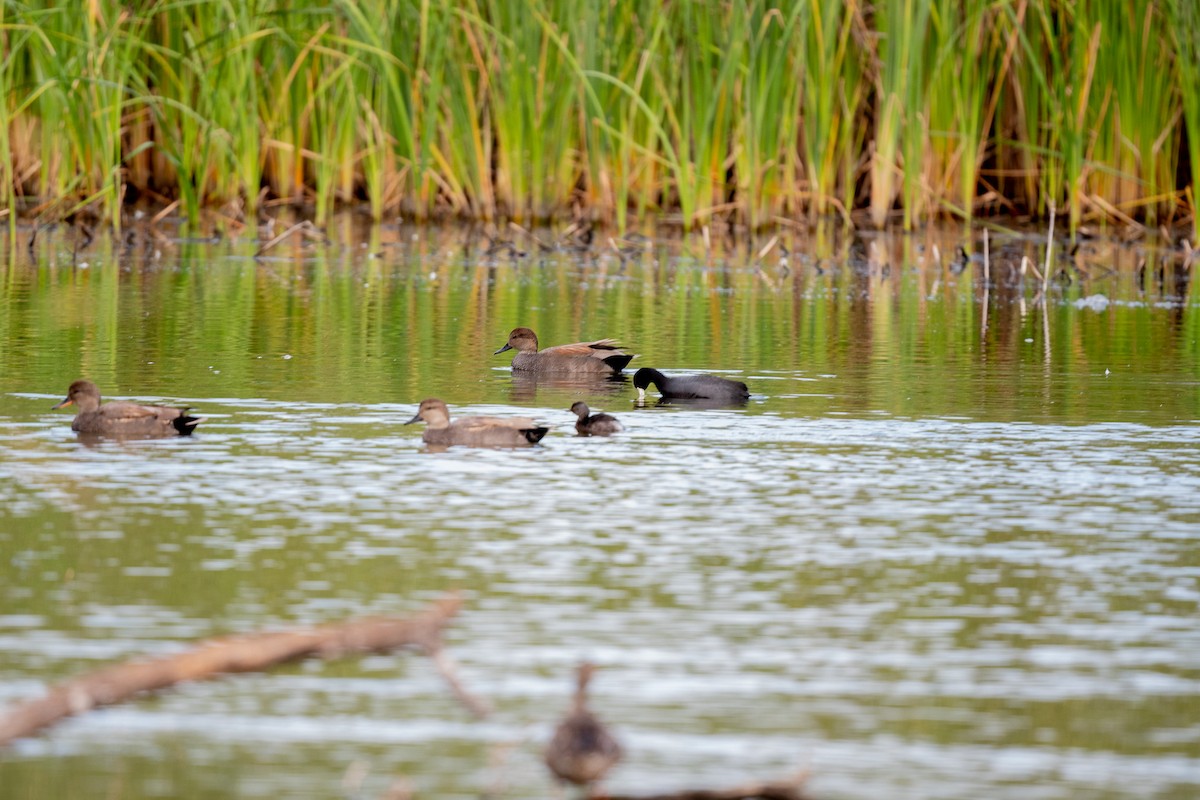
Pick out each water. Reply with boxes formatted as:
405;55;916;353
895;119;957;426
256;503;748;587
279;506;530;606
0;220;1198;799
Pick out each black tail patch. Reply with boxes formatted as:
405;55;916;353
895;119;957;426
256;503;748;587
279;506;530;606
523;426;550;444
604;354;634;373
172;415;203;436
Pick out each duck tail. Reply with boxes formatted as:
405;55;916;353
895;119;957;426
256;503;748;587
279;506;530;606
603;354;634;373
523;426;550;444
173;414;204;436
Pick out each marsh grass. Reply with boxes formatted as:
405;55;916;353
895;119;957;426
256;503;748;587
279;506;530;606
0;0;1193;232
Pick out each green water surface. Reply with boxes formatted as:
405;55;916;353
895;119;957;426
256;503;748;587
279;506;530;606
0;220;1197;799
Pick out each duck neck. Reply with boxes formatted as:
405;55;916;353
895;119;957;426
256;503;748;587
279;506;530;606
572;686;590;712
572;664;594;709
422;411;451;429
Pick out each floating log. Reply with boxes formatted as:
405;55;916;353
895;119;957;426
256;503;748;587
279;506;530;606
0;592;476;747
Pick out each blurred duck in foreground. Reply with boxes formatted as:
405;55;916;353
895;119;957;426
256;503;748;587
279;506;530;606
495;327;634;374
52;380;202;437
569;402;624;436
405;398;548;447
545;662;623;791
632;368;750;404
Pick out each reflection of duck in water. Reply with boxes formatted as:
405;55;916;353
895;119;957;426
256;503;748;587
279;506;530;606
52;380;202;437
632;368;750;404
570;402;623;436
495;327;634;375
545;663;622;791
506;370;628;404
404;398;548;447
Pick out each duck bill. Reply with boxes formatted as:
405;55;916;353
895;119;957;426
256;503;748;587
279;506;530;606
493;343;513;355
636;387;646;401
52;397;73;410
404;412;423;425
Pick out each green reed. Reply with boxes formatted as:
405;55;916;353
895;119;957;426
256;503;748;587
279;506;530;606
925;0;997;222
870;0;932;229
0;1;16;238
0;0;1193;231
1102;1;1178;225
736;2;806;227
800;0;864;223
1170;0;1200;237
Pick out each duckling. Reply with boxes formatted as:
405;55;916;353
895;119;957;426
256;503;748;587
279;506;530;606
544;663;622;790
569;402;624;436
52;380;202;437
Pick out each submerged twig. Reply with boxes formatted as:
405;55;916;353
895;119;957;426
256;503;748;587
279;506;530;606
509;222;556;253
483;236;525;258
982;228;990;336
1041;202;1055;295
608;236;647;262
755;234;780;262
1021;254;1042;283
150;199;180;226
0;593;467;746
254;220;324;258
1042;289;1051;365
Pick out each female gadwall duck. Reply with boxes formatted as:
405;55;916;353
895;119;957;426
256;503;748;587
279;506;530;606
544;662;622;789
494;327;634;374
405;398;548;447
569;401;623;436
52;380;202;437
632;367;750;403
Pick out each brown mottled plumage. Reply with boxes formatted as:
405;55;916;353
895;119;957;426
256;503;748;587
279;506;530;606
52;380;202;437
405;398;548;447
544;663;622;788
495;327;634;374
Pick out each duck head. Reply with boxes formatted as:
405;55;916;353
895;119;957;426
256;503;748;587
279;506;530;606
494;327;539;355
405;398;451;429
52;380;102;412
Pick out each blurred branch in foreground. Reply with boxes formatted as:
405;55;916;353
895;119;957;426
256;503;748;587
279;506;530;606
606;774;813;800
0;592;484;747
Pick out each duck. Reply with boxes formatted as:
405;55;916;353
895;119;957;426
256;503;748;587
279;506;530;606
52;380;202;437
404;398;548;447
494;327;634;374
544;663;622;790
632;367;750;403
569;401;623;436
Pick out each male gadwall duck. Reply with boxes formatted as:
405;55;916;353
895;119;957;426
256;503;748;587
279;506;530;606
544;662;622;789
569;401;624;436
52;380;202;437
405;398;548;447
632;367;750;403
494;327;634;374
